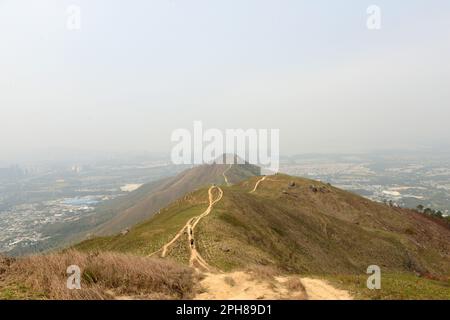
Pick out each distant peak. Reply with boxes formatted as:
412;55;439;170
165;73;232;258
212;154;246;165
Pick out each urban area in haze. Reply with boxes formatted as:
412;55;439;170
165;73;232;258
1;0;450;303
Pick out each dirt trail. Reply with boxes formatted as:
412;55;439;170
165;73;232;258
151;174;265;257
222;164;232;186
195;175;351;300
195;272;352;300
195;272;295;300
150;186;223;271
159;217;194;258
249;176;267;193
152;175;353;300
299;278;353;300
151;174;264;258
188;186;223;270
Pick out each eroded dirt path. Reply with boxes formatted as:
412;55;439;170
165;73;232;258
299;278;353;300
195;272;352;300
150;186;223;272
188;186;223;270
159;217;194;258
222;164;232;186
189;189;352;299
151;175;353;300
152;174;265;258
249;176;268;193
158;174;271;259
195;272;297;300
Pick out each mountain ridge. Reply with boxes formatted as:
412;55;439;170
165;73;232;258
76;172;450;278
91;162;260;236
3;169;450;300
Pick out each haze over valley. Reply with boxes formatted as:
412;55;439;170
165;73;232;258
1;0;450;302
1;150;449;256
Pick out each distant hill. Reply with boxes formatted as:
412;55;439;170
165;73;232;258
77;173;450;278
91;162;260;236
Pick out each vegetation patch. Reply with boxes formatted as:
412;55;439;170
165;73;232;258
324;273;450;300
0;251;198;300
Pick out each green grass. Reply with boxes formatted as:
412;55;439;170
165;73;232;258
0;283;44;300
76;192;209;256
324;273;450;300
80;174;450;276
73;173;450;300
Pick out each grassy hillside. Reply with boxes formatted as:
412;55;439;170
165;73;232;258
77;173;450;279
76;188;211;261
195;174;449;277
324;273;450;300
3;171;450;299
92;163;259;236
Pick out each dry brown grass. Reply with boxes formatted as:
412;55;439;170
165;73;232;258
0;250;197;300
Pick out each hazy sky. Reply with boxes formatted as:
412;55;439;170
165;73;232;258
1;0;449;163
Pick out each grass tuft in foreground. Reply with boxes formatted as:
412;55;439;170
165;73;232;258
0;250;197;300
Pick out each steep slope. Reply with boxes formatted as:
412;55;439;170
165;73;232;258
199;174;450;276
92;163;260;236
77;173;450;278
6;172;449;300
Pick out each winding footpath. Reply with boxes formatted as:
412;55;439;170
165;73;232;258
149;173;352;300
150;186;223;271
222;164;232;186
188;186;223;270
249;176;268;193
151;173;264;259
